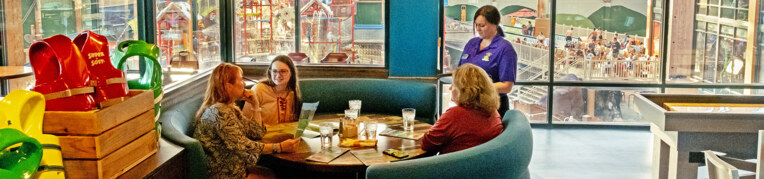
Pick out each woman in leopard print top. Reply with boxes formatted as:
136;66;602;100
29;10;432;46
194;63;300;179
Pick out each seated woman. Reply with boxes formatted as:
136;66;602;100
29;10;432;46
422;64;504;154
194;63;300;179
243;55;302;126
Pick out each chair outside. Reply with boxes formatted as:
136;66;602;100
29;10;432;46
705;150;742;179
703;130;764;179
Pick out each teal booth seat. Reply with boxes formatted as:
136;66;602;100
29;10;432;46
158;96;205;179
159;78;436;178
300;78;437;124
366;110;533;179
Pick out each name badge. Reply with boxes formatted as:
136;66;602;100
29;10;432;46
483;52;492;61
461;54;469;60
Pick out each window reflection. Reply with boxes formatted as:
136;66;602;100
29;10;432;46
232;0;385;65
554;0;658;83
672;0;761;84
441;0;550;76
154;0;221;85
9;0;138;92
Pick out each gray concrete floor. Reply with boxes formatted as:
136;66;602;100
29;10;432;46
528;128;653;179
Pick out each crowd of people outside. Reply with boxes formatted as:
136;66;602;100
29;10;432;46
513;26;654;62
510;26;658;80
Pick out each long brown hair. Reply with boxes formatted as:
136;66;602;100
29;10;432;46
260;55;302;120
474;5;504;37
453;64;500;115
196;63;242;119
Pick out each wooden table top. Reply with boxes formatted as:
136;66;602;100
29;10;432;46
664;103;764;113
0;66;33;79
261;113;433;173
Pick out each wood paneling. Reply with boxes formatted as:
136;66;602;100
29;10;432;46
43;90;154;135
59;111;155;159
745;0;761;87
63;131;158;179
4;0;26;66
667;0;695;78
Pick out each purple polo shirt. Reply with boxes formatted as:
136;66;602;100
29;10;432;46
459;35;518;86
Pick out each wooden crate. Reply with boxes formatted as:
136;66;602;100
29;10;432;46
59;110;156;159
43;90;154;135
64;130;158;179
42;90;157;178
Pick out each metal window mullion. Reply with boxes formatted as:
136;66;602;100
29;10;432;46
1;0;6;67
384;0;390;70
660;0;670;93
295;0;300;54
547;0;557;127
221;0;233;63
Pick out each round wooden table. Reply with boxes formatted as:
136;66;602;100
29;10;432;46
0;66;33;96
260;113;433;175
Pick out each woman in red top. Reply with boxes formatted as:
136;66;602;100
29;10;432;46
422;64;504;154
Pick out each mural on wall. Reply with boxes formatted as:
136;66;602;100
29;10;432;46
445;0;647;36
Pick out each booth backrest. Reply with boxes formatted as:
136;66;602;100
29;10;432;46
158;78;439;179
163;97;203;136
158;96;206;179
366;110;534;179
300;78;437;124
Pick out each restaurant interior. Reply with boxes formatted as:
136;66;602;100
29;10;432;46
1;0;764;178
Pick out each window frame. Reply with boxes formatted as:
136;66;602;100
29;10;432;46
436;0;764;127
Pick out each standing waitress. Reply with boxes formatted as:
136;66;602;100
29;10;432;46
458;5;517;117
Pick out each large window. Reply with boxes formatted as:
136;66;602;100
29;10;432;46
681;0;756;84
5;0;138;92
153;0;221;84
233;0;296;63
440;0;667;125
438;0;764;126
234;0;386;66
441;0;550;76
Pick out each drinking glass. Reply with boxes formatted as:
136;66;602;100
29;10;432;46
349;100;362;116
340;109;359;139
345;109;359;119
402;108;416;131
365;120;378;139
319;122;334;149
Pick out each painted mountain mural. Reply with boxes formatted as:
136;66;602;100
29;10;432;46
500;5;535;17
588;5;647;36
556;14;596;28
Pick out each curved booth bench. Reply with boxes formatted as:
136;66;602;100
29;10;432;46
159;78;438;178
366;110;534;179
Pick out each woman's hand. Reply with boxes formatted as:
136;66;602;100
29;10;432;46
242;89;258;106
279;138;301;153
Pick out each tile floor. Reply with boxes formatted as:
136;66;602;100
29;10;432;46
527;128;734;179
528;128;653;179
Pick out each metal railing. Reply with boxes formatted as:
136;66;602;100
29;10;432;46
583;59;660;81
555;24;646;42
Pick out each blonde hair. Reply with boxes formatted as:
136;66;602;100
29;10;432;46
196;63;242;119
453;64;500;114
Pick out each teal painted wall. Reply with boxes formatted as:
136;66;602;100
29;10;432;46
389;0;439;77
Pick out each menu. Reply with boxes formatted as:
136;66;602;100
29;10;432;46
306;147;349;163
379;128;424;140
350;149;390;166
295;102;320;138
